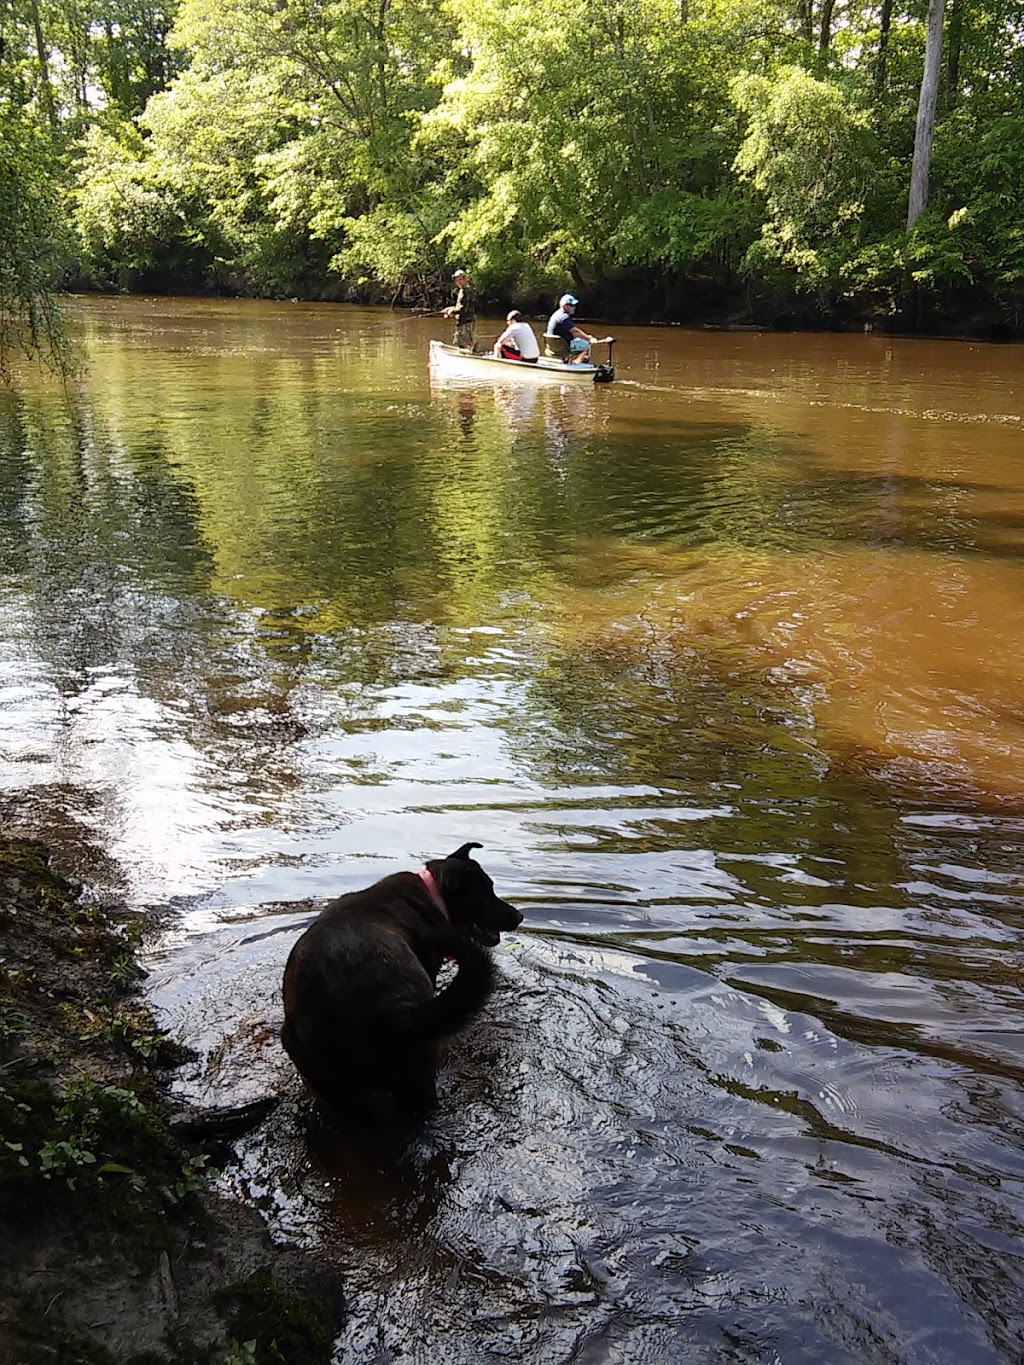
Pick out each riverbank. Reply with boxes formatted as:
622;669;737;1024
59;272;1023;342
0;833;342;1364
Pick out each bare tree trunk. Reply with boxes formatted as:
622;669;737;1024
818;0;837;57
907;0;947;230
875;0;894;95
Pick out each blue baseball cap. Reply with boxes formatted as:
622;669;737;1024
560;294;579;307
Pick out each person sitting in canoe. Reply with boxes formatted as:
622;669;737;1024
545;294;608;364
492;310;540;363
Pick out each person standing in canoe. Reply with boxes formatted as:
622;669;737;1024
443;269;476;349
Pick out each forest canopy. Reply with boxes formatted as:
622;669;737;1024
2;0;1023;337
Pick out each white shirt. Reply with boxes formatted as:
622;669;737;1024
493;320;540;360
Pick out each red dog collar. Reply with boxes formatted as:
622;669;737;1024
418;868;449;920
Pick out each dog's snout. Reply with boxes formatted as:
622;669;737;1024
500;899;524;928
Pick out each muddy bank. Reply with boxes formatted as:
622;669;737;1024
0;832;343;1364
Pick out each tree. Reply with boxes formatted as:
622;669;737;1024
421;0;765;300
122;0;457;295
5;0;1024;326
732;66;877;289
907;0;946;229
92;0;181;118
0;1;72;369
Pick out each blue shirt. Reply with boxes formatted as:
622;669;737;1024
547;309;576;343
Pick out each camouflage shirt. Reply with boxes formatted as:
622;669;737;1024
452;282;476;324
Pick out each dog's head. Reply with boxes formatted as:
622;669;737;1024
429;843;523;947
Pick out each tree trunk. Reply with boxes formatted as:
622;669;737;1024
818;0;837;57
798;0;814;45
29;0;57;130
875;0;893;95
907;0;947;230
945;0;963;106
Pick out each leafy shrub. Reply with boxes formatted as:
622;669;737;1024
73;126;215;290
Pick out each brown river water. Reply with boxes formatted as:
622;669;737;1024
2;296;1023;1362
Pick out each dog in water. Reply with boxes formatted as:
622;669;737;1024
281;843;522;1116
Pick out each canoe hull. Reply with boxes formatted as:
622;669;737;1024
429;339;612;384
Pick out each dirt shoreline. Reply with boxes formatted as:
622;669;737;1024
0;832;343;1364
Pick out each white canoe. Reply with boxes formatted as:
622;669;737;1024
429;339;614;384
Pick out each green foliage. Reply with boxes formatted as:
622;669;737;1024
421;0;756;293
5;0;1024;322
215;1271;336;1365
70;999;168;1059
0;1074;209;1196
127;0;459;294
93;0;181;119
0;80;71;369
612;189;756;273
732;66;877;286
331;206;436;289
1;0;188;362
4;1079;136;1184
934;110;1024;291
73;124;214;289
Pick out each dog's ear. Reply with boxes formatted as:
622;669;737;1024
448;842;483;861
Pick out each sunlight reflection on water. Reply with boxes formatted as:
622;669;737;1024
2;297;1023;1360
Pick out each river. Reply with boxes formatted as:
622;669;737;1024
1;296;1022;1362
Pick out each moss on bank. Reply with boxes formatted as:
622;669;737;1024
0;833;342;1364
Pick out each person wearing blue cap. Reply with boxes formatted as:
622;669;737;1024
545;294;606;364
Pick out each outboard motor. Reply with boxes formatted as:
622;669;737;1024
592;339;615;383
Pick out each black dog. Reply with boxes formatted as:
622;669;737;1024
281;843;522;1116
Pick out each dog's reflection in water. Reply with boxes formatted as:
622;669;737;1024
299;1099;461;1248
291;990;522;1252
